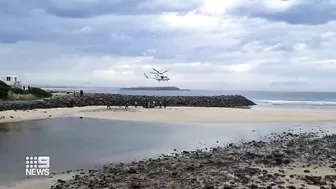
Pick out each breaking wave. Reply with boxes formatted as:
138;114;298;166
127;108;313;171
256;100;336;106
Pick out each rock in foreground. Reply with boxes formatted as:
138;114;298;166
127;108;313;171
51;130;336;189
0;94;256;111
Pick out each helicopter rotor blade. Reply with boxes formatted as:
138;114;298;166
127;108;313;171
152;68;160;73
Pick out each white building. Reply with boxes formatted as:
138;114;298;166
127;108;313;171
1;75;22;88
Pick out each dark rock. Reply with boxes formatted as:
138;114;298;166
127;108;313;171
303;175;326;185
223;184;233;189
0;94;256;111
204;185;215;189
274;157;283;165
186;165;196;171
330;164;336;168
127;167;137;174
129;182;142;189
283;159;291;164
286;186;296;189
57;179;66;184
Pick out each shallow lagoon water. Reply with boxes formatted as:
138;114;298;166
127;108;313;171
0;118;335;183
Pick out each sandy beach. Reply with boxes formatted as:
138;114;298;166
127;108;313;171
0;106;336;124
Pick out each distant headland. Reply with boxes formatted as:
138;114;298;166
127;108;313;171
120;86;190;91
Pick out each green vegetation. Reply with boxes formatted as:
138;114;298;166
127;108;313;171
27;87;52;98
11;87;27;94
7;91;39;101
0;83;53;101
0;81;10;99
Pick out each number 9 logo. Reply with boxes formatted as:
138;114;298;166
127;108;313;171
38;156;50;168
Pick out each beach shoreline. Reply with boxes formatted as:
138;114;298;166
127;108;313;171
50;131;336;189
1;108;336;188
1;130;336;188
0;106;336;124
0;172;76;189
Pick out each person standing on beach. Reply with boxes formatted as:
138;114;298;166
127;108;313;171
107;101;111;109
134;101;138;108
153;100;156;108
159;101;162;108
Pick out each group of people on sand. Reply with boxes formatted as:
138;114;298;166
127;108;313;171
107;100;167;109
142;100;166;109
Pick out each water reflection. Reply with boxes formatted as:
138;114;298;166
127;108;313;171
0;122;19;133
0;118;335;184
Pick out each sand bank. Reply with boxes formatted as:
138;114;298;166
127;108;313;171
79;107;336;123
0;106;105;123
1;106;336;124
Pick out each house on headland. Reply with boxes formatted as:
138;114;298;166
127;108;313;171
1;75;22;88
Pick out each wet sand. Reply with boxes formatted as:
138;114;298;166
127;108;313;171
0;106;105;123
1;165;335;189
0;173;75;189
1;106;336;124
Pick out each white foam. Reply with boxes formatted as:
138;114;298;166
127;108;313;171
256;100;336;106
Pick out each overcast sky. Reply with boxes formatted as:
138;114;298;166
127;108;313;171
1;0;336;91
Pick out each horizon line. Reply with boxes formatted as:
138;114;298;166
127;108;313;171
30;84;336;93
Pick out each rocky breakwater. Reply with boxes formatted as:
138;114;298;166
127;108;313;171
0;94;256;111
52;129;336;189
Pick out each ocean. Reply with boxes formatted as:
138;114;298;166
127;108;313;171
44;87;336;110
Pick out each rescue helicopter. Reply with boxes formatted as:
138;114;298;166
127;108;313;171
144;68;170;82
